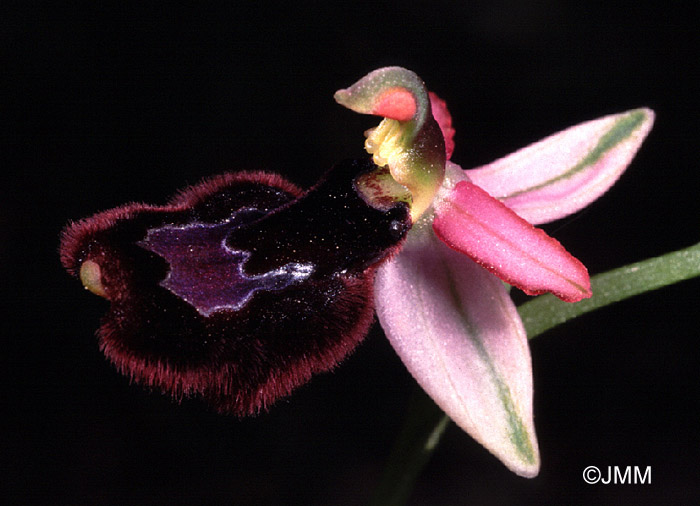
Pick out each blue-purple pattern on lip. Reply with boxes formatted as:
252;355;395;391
59;159;412;416
139;215;314;317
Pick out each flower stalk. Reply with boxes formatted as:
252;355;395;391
519;241;700;338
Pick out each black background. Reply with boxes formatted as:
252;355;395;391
4;2;699;504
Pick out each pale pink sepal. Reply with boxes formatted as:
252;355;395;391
466;108;655;225
375;226;540;477
433;181;591;302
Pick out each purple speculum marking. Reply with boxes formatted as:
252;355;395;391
59;160;413;415
139;209;314;317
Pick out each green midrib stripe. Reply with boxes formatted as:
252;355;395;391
506;109;647;199
443;265;536;464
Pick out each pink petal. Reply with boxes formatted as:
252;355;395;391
433;181;591;302
375;227;540;477
429;92;455;160
466;108;655;224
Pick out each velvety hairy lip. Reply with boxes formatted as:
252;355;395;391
60;159;410;415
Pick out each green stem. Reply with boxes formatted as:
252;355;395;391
370;241;700;505
368;388;450;506
519;241;700;338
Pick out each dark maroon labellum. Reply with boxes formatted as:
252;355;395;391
60;159;410;415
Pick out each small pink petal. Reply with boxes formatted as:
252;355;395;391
372;88;417;121
467;108;655;224
429;92;455;160
375;228;540;477
433;181;591;302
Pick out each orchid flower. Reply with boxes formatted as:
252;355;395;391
334;67;654;477
60;66;654;481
